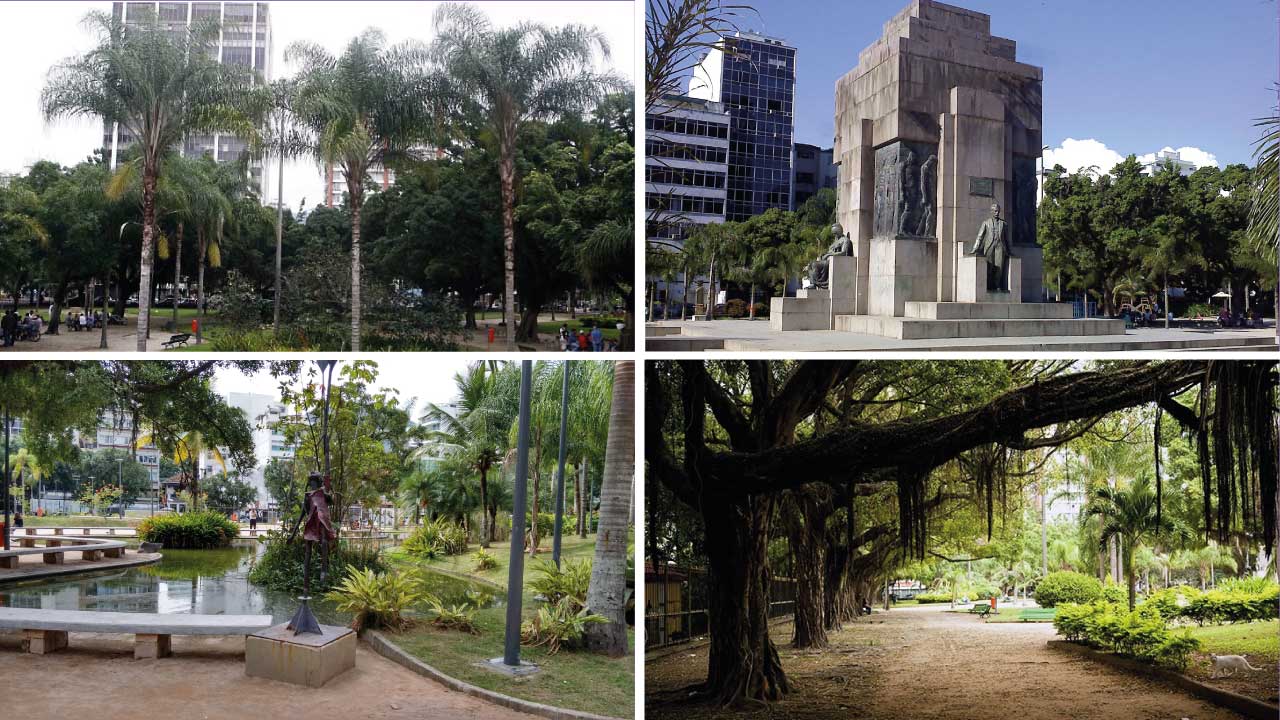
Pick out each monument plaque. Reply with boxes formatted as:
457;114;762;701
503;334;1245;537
969;177;994;197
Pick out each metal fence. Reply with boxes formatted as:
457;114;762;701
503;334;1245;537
644;563;796;650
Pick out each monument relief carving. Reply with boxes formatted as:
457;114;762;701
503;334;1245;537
873;141;938;239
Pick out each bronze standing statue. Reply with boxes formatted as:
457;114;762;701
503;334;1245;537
287;471;338;636
806;223;854;289
970;203;1013;292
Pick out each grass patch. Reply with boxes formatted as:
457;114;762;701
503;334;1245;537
382;533;633;717
536;318;622;343
984;608;1056;623
20;515;139;528
390;605;633;718
1187;619;1279;661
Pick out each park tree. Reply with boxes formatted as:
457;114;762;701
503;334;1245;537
431;2;618;345
646;359;1277;706
1082;476;1187;610
584;361;633;656
42;9;262;351
203;472;260;514
286;29;435;352
75;448;152;509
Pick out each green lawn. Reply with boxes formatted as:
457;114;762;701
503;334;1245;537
1188;620;1279;662
536;318;622;343
984;608;1056;623
382;534;633;718
19;514;139;528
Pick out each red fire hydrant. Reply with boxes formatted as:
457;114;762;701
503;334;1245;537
487;326;495;344
191;318;199;335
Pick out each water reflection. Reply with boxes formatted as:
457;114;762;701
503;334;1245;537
0;542;497;625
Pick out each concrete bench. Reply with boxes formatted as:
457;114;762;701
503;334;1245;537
0;537;127;568
0;607;273;659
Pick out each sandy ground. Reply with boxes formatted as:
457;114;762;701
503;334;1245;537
0;632;534;720
0;322;194;352
646;604;1253;720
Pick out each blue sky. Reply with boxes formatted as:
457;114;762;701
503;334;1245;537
733;0;1277;171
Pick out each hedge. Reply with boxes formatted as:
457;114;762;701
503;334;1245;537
1143;583;1279;625
1035;571;1102;608
1054;601;1200;670
914;592;953;604
137;510;239;549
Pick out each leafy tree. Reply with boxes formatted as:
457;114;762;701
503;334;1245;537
203;472;259;514
1082;476;1187;610
286;29;434;352
42;9;262;350
263;458;297;508
75;448;151;508
432;2;618;344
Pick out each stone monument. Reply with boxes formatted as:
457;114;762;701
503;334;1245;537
769;0;1123;340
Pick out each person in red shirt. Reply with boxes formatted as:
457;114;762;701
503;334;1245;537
577;331;590;351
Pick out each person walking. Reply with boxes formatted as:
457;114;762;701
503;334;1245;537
248;507;258;531
1;309;17;346
590;325;603;352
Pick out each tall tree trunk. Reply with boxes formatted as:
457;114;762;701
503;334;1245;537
499;131;517;348
197;224;208;344
173;221;184;330
574;462;583;536
579;461;589;538
47;280;69;334
478;463;490;549
350;193;363;352
136;168;158;352
785;491;828;649
748;282;757;320
700;494;788;705
530;437;541;554
584;361;635;656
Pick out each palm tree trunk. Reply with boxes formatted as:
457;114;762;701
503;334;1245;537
173;221;183;329
749;282;757;320
350;193;363;352
499;130;518;347
478;464;490;549
583;361;634;656
136;167;159;352
574;462;582;535
681;267;688;321
579;461;588;538
530;440;541;554
197;228;206;344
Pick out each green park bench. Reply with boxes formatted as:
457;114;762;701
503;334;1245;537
162;333;191;349
1016;608;1057;622
967;603;996;617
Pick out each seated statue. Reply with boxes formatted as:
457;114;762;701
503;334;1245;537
969;203;1014;292
806;223;854;289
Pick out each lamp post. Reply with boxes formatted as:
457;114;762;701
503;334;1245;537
3;405;9;551
501;360;534;669
116;458;123;517
552;361;570;568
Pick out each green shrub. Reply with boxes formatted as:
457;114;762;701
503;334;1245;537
914;592;953;604
472;548;498;571
1100;580;1127;604
1035;571;1102;608
324;565;425;632
528;558;593;611
1053;600;1202;670
724;299;748;318
1218;576;1276;594
1145;582;1278;625
750;302;768;317
520;597;608;654
403;518;468;559
137;510;239;549
428;597;480;634
248;533;385;594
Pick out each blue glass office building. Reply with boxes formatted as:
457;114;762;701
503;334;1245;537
688;32;796;222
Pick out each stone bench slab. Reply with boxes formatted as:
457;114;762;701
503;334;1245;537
0;607;273;636
904;301;1076;320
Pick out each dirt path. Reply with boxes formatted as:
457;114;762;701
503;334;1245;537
0;632;533;720
646;604;1246;720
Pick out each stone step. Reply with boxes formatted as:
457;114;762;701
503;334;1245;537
904;301;1076;320
836;315;1126;340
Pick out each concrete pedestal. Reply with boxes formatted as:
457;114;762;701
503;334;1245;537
24;629;68;655
867;236;938;317
245;623;356;688
957;255;1021;304
770;255;857;331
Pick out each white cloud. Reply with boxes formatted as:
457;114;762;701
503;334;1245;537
1045;139;1220;177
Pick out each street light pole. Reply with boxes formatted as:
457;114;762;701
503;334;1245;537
552;361;570;569
503;361;534;667
3;405;10;551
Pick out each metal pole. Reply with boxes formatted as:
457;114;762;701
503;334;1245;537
503;360;533;666
99;271;109;349
3;406;9;550
552;361;570;568
273;112;284;334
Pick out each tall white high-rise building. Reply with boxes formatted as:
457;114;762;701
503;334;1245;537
103;1;273;196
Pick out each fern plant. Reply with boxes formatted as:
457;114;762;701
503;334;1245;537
472;548;497;571
520;597;608;654
324;565;425;632
528;558;593;611
427;597;480;634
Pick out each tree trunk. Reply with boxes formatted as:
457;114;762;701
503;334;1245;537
173;221;184;330
350;195;363;352
748;282;757;320
47;280;69;334
700;494;789;705
584;361;634;656
681;267;688;321
478;463;490;549
517;304;541;343
136;167;159;352
785;492;828;649
499;130;517;348
197;227;206;345
579;461;589;537
574;462;583;536
530;438;541;554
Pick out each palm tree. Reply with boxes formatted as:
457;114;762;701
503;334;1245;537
432;3;618;344
137;430;225;509
6;447;43;513
583;361;632;656
285;29;434;352
1192;542;1237;589
1082;476;1186;610
1245;111;1278;342
42;9;261;351
422;361;510;546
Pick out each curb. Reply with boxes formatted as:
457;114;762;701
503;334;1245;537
1047;640;1279;720
0;552;161;586
364;630;627;720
